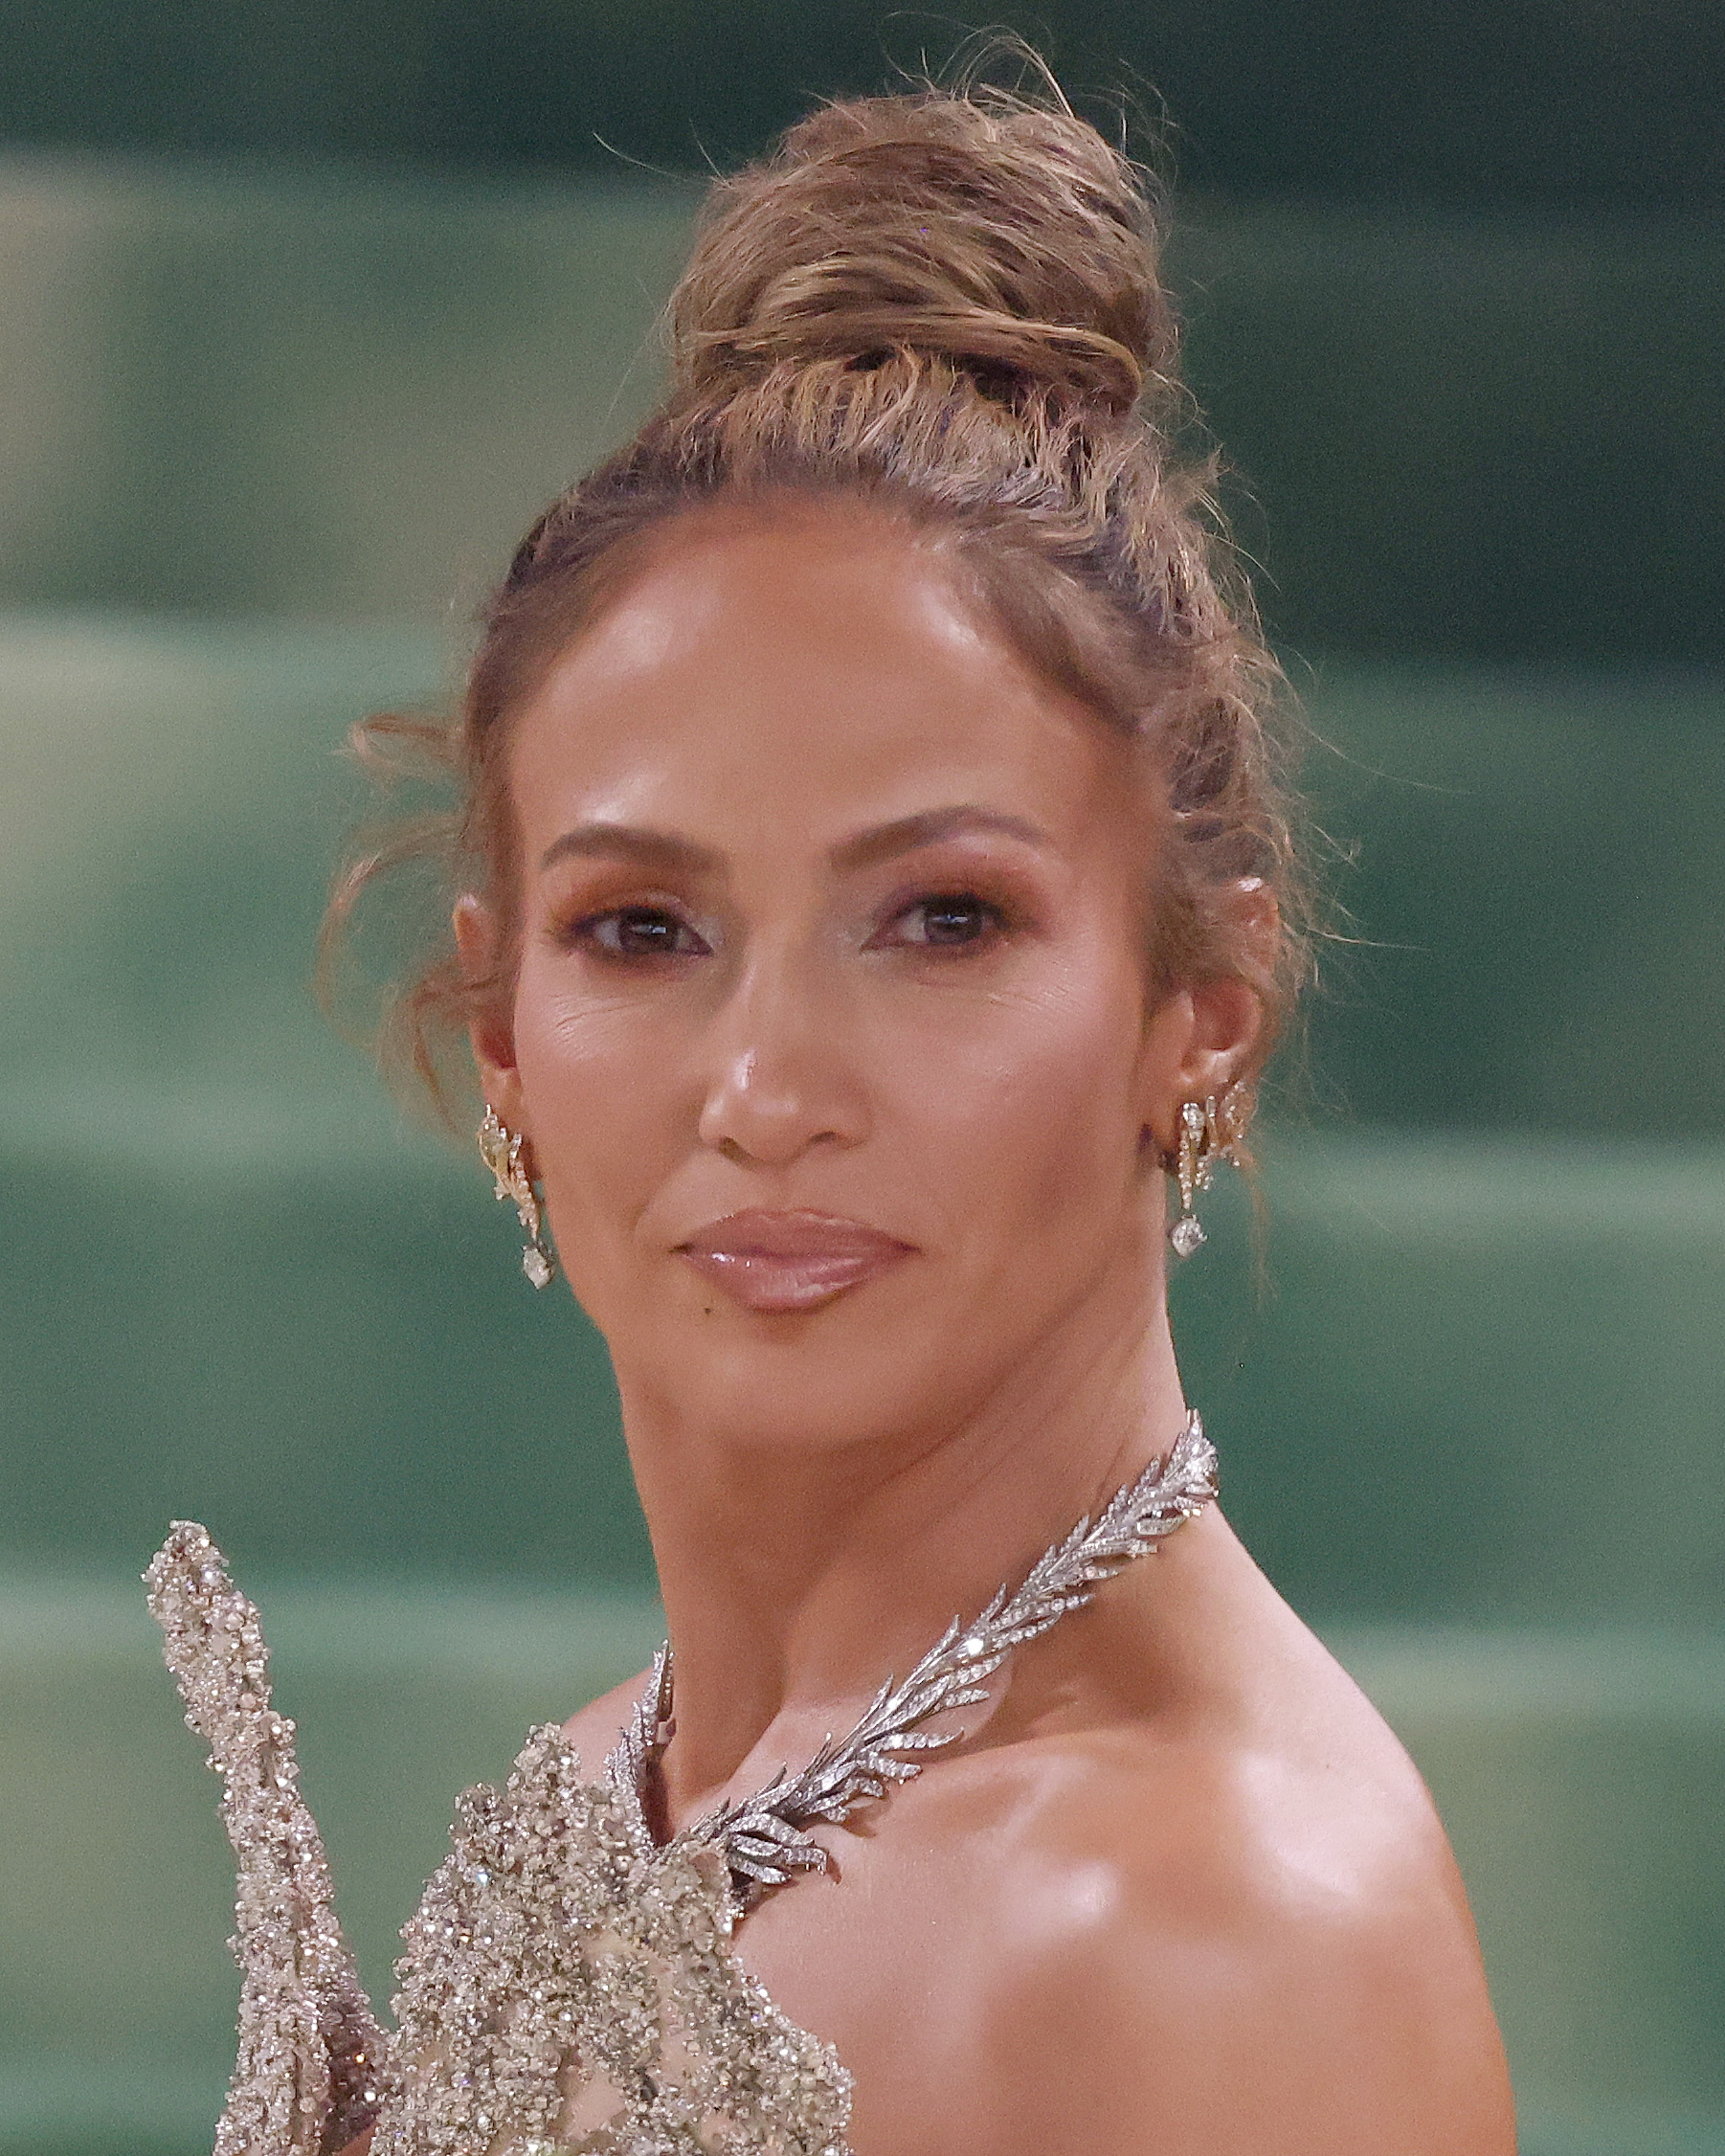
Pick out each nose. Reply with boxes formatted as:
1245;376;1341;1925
696;944;870;1169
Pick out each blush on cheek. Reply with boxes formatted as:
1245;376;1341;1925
511;1033;670;1295
1025;1075;1141;1247
964;999;1147;1268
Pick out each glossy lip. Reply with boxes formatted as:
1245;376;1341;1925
676;1208;917;1314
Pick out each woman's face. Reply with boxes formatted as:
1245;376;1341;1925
471;503;1229;1458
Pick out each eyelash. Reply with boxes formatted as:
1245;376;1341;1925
570;905;710;960
870;892;1010;952
563;889;1013;964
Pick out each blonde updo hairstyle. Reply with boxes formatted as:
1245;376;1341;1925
330;74;1310;1139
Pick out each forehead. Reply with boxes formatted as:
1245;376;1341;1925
509;505;1143;853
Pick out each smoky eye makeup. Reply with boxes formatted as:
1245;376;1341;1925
543;873;714;961
868;890;1012;951
860;842;1051;952
578;904;712;959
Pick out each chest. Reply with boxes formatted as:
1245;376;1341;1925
724;1813;1060;2156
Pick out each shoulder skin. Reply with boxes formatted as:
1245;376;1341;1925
890;1717;1517;2156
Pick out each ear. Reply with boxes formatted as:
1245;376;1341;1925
453;893;524;1131
1137;880;1278;1157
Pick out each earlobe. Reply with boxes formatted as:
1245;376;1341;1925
1135;967;1266;1165
453;893;523;1123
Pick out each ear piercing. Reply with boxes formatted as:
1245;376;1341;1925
478;1107;557;1288
1165;1086;1247;1258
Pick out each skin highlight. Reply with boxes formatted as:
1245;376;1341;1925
407;497;1520;2155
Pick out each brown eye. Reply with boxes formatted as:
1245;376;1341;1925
586;907;708;958
894;894;1002;948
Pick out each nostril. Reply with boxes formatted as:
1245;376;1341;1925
695;1013;870;1163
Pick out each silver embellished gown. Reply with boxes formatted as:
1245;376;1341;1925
148;1419;1218;2155
146;1525;851;2156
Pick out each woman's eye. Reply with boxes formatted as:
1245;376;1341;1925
888;894;1004;949
583;906;707;958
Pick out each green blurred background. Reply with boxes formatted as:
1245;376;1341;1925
1;6;1721;2150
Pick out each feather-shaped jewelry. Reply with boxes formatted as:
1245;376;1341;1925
611;1411;1218;1907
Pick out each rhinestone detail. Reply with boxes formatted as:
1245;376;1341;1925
1169;1214;1207;1259
147;1527;851;2154
610;1414;1220;1907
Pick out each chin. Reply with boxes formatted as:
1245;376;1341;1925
616;1301;977;1461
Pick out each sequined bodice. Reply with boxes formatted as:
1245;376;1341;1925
147;1425;1218;2154
146;1526;850;2156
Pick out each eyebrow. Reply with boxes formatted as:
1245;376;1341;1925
826;805;1052;873
538;805;1052;878
539;824;727;875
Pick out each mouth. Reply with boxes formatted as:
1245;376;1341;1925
676;1209;917;1314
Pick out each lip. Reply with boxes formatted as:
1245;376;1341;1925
676;1209;917;1314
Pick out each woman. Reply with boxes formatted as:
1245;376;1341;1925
149;77;1517;2155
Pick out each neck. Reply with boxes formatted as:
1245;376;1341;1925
617;1248;1196;1826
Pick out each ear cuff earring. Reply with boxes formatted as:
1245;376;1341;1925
478;1107;556;1289
1165;1086;1247;1259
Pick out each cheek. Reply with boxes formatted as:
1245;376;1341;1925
877;967;1149;1241
508;956;685;1215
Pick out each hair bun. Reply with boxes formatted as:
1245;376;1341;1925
668;91;1175;421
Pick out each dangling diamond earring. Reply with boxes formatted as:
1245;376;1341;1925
1165;1087;1246;1260
477;1106;556;1289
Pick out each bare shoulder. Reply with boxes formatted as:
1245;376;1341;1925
948;1657;1515;2154
560;1669;652;1773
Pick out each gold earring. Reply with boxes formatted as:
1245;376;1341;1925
477;1106;556;1289
1165;1085;1247;1259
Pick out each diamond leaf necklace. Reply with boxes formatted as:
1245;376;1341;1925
606;1409;1219;1912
